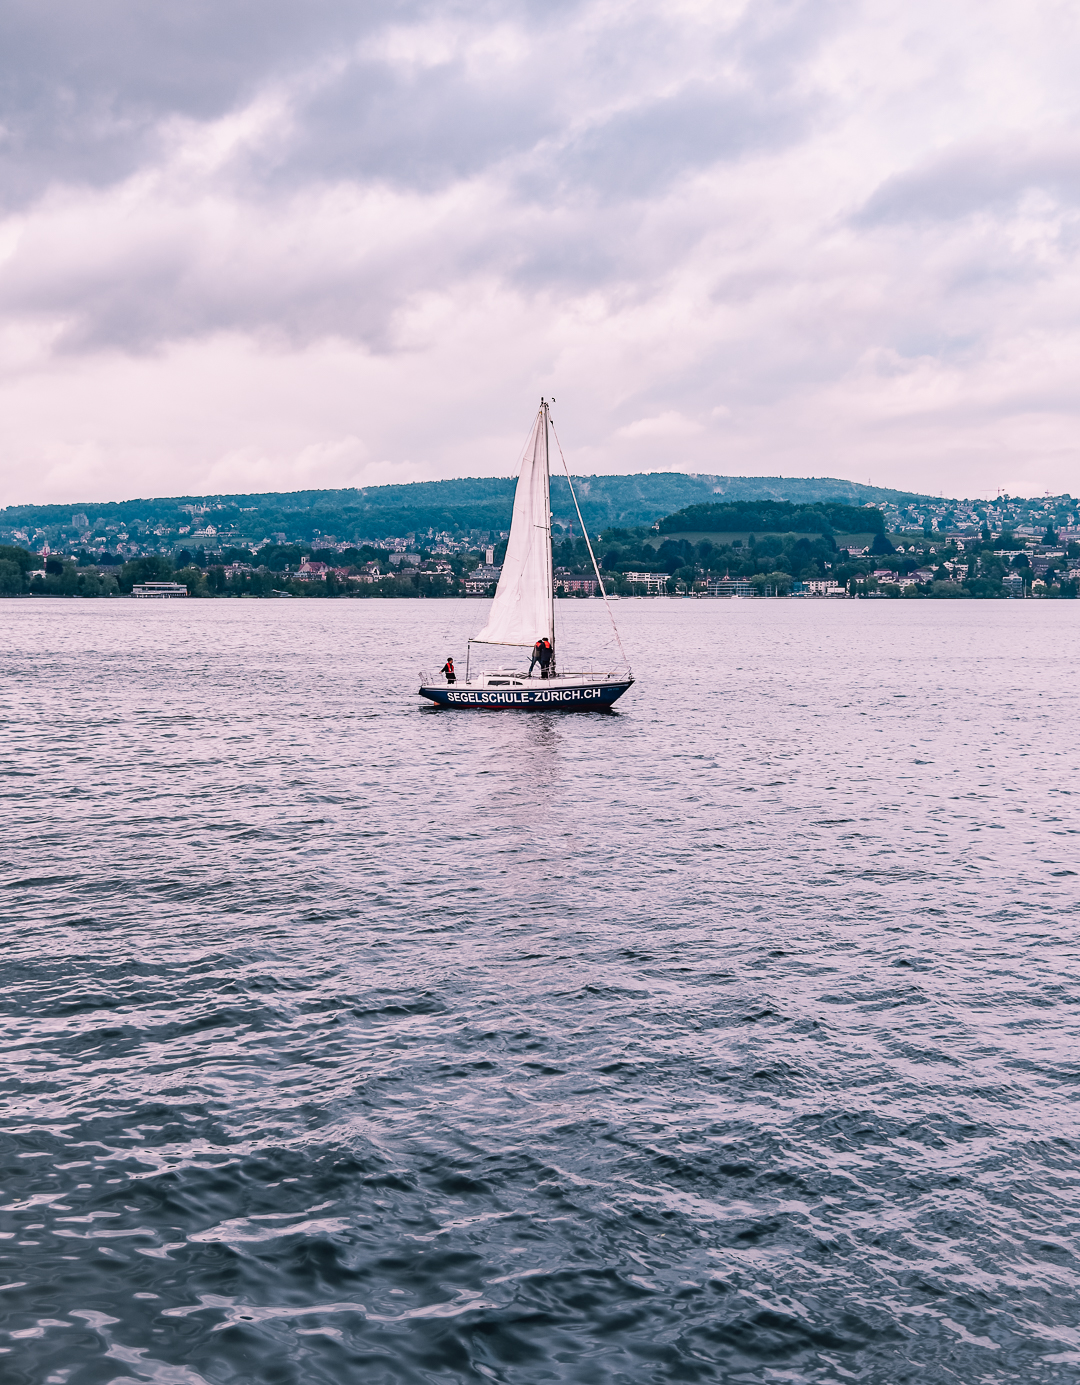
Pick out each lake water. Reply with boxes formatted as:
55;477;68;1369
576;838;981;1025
2;597;1079;1384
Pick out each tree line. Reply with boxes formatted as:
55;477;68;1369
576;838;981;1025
592;525;1079;597
4;520;1075;601
0;547;475;599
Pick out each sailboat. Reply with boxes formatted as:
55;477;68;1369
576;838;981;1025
419;400;634;710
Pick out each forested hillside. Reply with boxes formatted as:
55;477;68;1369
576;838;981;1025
0;473;926;547
658;500;887;537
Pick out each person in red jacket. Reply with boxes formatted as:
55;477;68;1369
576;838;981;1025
441;657;456;684
529;638;554;678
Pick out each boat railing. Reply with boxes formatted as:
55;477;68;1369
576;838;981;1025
423;668;629;685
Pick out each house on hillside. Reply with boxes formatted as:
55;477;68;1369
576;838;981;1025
296;560;329;581
465;563;501;594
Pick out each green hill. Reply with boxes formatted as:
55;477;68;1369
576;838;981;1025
0;474;929;546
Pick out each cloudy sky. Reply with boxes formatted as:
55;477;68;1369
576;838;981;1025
1;0;1078;505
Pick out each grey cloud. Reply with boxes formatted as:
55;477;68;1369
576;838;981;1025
0;191;664;356
856;141;1080;225
528;0;838;204
0;0;421;204
0;0;834;206
0;221;419;356
0;0;845;354
537;81;813;203
269;57;559;192
262;10;820;199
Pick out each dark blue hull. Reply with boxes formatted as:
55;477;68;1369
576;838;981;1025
420;679;633;710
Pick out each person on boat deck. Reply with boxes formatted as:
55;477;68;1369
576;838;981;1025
529;638;553;678
441;657;456;684
528;640;543;675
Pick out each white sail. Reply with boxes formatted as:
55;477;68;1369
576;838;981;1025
472;407;554;648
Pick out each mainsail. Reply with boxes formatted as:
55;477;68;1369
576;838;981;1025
472;406;554;648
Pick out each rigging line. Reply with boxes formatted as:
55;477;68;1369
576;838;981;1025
548;415;632;673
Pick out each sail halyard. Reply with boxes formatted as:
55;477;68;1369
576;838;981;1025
548;413;632;675
470;402;555;651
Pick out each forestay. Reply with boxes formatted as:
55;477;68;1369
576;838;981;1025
472;408;554;648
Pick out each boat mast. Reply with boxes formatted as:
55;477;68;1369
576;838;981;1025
542;398;555;653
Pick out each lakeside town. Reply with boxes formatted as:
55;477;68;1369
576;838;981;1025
2;488;1080;600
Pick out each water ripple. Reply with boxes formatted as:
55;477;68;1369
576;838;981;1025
2;599;1079;1382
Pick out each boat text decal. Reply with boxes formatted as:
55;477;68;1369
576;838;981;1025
446;687;604;704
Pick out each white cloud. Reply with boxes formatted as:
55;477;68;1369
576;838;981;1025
615;412;704;440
